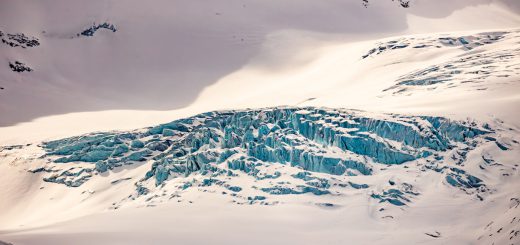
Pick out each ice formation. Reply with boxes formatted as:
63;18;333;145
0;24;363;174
363;31;508;59
33;107;492;206
378;30;520;95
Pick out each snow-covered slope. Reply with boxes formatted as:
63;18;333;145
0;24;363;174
0;0;412;126
0;0;518;127
2;27;520;145
1;107;519;245
0;1;519;245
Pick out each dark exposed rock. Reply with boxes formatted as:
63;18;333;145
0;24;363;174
9;61;32;72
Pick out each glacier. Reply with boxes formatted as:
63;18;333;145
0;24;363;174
380;30;520;96
35;107;492;203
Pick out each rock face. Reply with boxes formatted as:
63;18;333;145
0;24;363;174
38;107;488;192
79;22;117;37
1;30;39;73
8;61;32;72
0;30;40;48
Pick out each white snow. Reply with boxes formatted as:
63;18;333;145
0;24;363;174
0;0;519;244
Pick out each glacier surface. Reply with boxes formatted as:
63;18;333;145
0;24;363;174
34;107;493;205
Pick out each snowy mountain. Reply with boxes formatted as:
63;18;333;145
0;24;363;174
0;1;519;245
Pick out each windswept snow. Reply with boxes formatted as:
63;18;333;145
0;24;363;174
0;0;518;126
0;1;520;245
1;27;520;146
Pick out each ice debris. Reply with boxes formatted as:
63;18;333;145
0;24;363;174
36;107;488;200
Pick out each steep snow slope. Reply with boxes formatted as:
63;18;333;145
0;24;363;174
0;0;518;127
1;28;519;145
0;0;410;126
0;1;520;245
